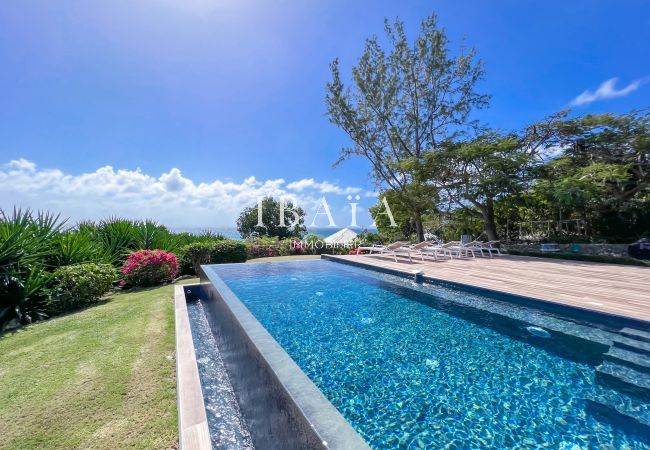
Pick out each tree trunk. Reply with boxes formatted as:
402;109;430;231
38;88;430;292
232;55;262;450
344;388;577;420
482;199;499;241
413;210;425;243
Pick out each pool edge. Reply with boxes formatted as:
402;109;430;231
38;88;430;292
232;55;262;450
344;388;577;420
322;254;650;330
199;265;371;450
174;284;212;450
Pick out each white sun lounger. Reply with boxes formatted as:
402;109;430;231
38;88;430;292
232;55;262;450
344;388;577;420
356;241;413;262
464;240;501;257
442;241;476;258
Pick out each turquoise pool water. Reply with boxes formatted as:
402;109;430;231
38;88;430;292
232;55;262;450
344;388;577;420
211;260;649;449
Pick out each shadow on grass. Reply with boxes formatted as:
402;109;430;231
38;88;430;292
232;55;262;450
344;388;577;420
0;278;199;340
0;297;112;340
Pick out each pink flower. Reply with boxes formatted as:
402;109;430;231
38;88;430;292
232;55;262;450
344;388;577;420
121;249;178;287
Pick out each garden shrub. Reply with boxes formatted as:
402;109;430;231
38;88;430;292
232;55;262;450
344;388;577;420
278;239;302;256
182;240;247;274
181;242;213;275
245;237;306;259
247;243;279;259
176;247;195;276
51;263;117;313
121;250;178;287
211;240;247;264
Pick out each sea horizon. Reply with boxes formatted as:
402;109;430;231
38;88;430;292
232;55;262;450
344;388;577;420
170;226;377;240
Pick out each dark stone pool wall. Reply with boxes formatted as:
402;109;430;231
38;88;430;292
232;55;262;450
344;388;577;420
197;265;369;450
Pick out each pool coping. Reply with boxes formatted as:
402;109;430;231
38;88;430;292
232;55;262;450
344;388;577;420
174;284;212;450
199;265;371;450
322;254;650;330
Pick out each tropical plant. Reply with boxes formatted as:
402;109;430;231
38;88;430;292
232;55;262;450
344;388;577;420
50;229;104;266
133;219;165;250
0;209;63;330
88;217;137;265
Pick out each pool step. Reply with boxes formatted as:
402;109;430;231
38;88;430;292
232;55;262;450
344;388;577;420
604;347;650;374
612;335;650;356
586;385;650;438
596;361;650;401
620;328;650;344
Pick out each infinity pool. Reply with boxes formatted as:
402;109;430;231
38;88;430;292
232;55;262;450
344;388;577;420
208;260;649;449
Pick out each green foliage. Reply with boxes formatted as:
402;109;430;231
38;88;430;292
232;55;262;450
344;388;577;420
181;240;247;274
301;233;327;255
369;189;440;241
180;242;212;275
51;263;117;313
424;127;557;240
210;240;248;264
50;229;106;266
245;238;280;259
0;208;231;330
237;197;306;239
132;219;164;250
435;209;484;242
508;109;650;242
0;209;63;330
356;231;383;247
326;13;488;240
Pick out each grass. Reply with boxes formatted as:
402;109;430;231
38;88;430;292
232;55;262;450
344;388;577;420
246;254;321;263
0;256;318;449
0;279;198;450
507;249;650;266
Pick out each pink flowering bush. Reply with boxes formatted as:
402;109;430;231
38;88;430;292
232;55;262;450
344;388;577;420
247;244;280;259
121;250;178;287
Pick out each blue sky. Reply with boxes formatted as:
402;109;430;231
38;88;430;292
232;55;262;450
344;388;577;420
1;0;649;228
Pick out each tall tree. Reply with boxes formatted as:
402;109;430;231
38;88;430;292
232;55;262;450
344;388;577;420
428;135;536;240
426;114;565;240
236;197;306;239
326;13;489;242
530;109;650;239
553;109;649;202
369;188;440;241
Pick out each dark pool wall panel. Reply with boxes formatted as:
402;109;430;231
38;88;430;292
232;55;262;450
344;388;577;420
196;280;323;449
197;266;369;450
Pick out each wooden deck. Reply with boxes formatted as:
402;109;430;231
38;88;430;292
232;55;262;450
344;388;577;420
328;254;650;324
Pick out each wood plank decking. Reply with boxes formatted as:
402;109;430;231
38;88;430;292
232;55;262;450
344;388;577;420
327;254;650;324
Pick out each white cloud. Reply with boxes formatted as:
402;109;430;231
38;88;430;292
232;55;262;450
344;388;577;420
0;160;367;228
7;158;36;172
286;178;316;191
287;178;362;195
570;77;647;106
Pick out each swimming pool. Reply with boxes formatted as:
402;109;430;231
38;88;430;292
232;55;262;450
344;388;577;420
201;260;650;449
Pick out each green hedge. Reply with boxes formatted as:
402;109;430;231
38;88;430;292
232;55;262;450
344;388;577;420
51;263;118;313
180;240;247;275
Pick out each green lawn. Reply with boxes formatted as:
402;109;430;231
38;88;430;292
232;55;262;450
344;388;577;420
0;257;319;449
0;280;197;449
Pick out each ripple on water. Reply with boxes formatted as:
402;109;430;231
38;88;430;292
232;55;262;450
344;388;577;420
212;261;650;450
